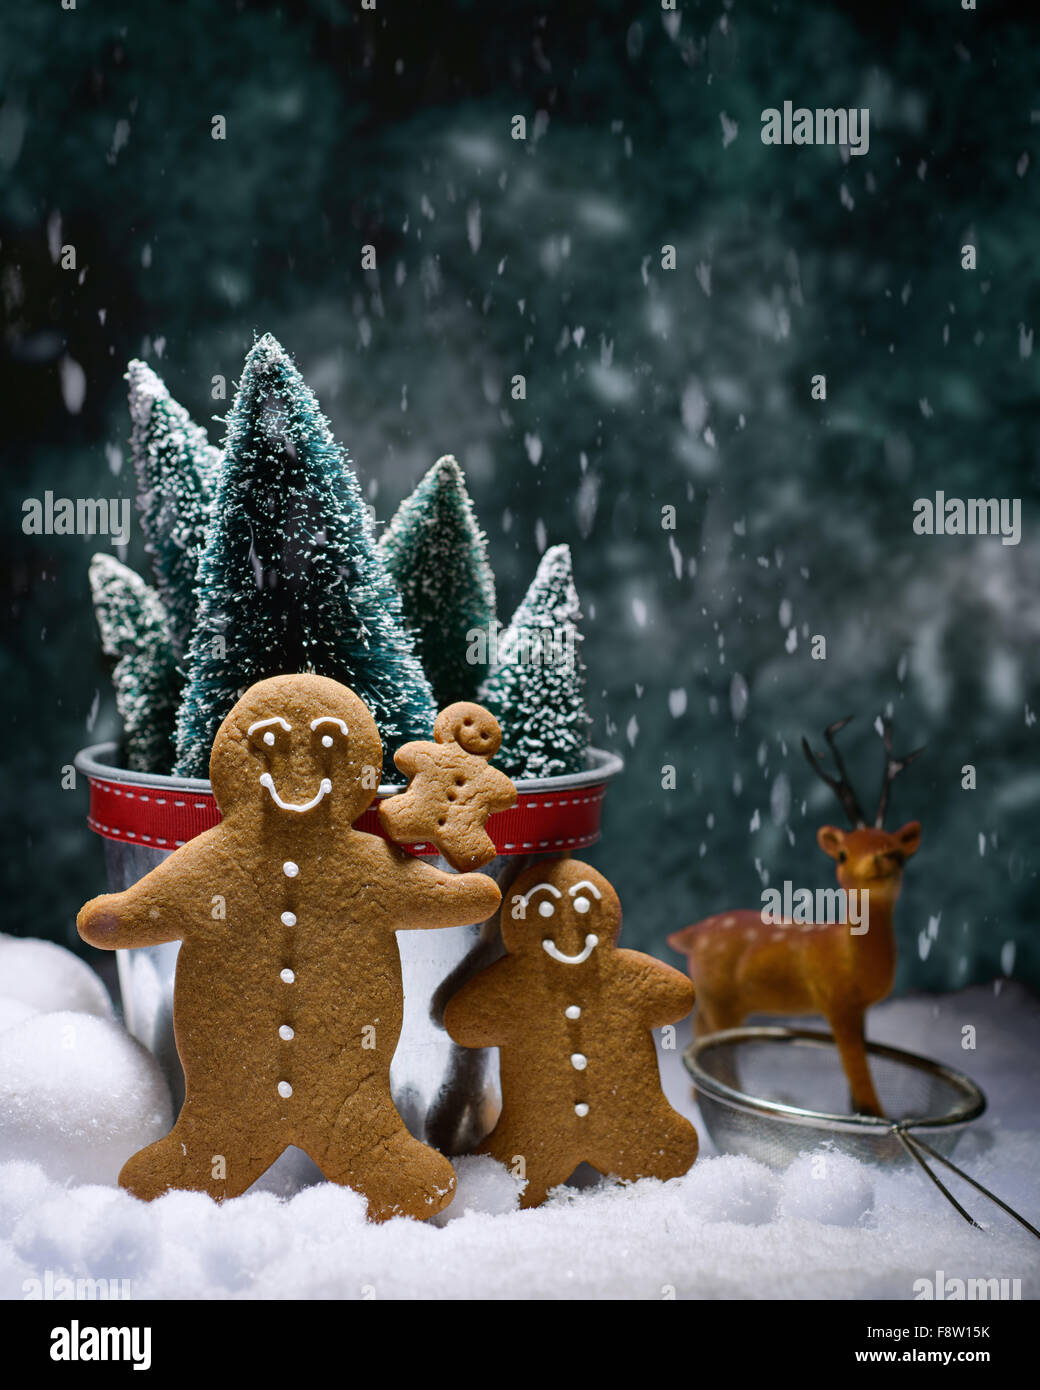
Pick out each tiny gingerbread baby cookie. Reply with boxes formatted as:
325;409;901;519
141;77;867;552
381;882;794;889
444;857;698;1207
77;674;501;1221
379;701;517;871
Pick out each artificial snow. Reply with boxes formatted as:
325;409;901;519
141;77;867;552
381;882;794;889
0;935;113;1019
0;937;171;1188
682;1155;780;1226
0;976;1036;1300
0;1012;172;1187
0;998;37;1033
430;1154;526;1226
779;1152;874;1227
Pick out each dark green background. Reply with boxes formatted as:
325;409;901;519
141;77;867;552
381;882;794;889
3;0;1038;992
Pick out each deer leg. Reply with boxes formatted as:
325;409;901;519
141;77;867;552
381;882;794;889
827;1008;883;1117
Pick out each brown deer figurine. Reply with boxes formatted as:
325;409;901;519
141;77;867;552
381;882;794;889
668;717;922;1117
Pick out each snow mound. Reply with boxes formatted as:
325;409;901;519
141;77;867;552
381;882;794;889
0;936;112;1018
0;997;38;1034
0;1012;171;1185
680;1153;780;1224
779;1149;875;1226
431;1154;525;1225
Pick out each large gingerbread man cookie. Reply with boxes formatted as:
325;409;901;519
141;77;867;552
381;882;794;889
77;674;502;1221
379;702;517;870
444;857;698;1207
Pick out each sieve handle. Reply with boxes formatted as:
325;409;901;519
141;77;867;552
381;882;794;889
895;1126;1040;1240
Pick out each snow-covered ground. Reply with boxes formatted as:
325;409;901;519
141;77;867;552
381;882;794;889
0;935;1037;1300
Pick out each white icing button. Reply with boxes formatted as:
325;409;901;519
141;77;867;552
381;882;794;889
283;861;299;878
538;901;555;918
573;895;591;914
570;1053;588;1071
279;1025;295;1041
321;734;334;748
281;911;297;927
565;1005;581;1020
280;968;295;984
263;731;275;746
574;1103;590;1117
278;1081;293;1099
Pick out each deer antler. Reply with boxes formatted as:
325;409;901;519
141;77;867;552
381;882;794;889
875;716;925;828
801;716;868;828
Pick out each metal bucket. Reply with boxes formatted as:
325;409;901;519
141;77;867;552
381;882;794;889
75;744;623;1154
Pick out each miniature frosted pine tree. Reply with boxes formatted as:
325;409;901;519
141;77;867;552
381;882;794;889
173;333;436;778
127;360;221;659
89;554;179;773
478;543;591;779
380;455;496;708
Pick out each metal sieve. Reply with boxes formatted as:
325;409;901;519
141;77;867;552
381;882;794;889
684;1026;1038;1235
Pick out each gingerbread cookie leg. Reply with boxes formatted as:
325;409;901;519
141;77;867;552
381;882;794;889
299;1105;457;1223
119;1099;283;1201
515;1158;580;1211
587;1105;699;1188
479;1116;576;1211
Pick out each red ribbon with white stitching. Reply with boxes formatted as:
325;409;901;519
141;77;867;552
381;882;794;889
85;774;607;857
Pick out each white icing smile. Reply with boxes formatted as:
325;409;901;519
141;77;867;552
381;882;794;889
542;933;599;965
260;773;332;813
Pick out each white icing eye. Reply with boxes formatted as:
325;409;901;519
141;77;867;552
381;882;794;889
573;896;591;915
321;735;334;748
538;901;555;918
263;731;275;746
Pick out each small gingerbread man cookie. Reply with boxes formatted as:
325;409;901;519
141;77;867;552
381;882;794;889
379;702;517;871
444;857;699;1208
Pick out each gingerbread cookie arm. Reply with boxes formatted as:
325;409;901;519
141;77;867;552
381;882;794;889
616;949;697;1027
484;766;519;813
387;850;502;929
78;827;222;951
443;959;516;1047
391;741;428;780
